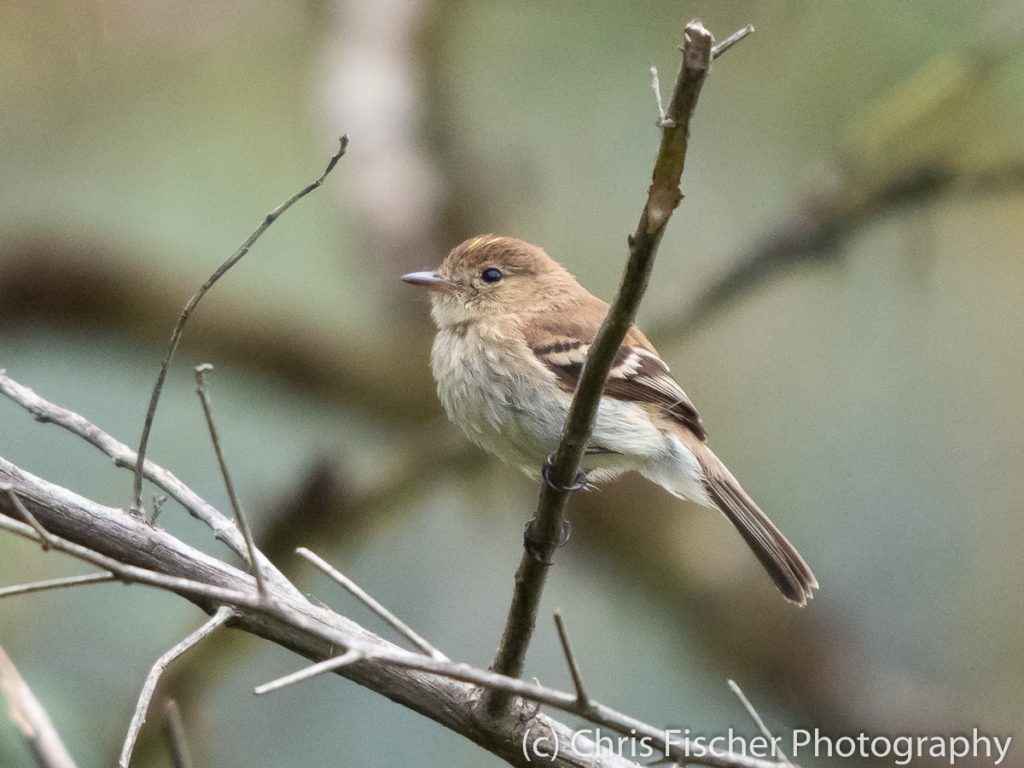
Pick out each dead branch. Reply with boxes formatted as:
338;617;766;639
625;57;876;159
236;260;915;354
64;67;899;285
0;449;786;768
119;607;235;768
0;370;300;601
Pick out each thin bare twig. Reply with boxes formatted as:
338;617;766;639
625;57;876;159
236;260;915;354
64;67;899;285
254;648;363;695
162;699;193;768
650;66;667;125
712;25;754;59
0;646;78;768
131;137;349;515
0;514;257;610
0;370;301;600
0;482;57;551
483;18;746;719
728;681;794;768
296;547;446;660
119;607;234;768
194;364;267;597
553;611;590;708
0;572;116;599
151;494;168;524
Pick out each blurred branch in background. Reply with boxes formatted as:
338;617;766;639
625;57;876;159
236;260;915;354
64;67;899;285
0;646;77;768
318;0;487;278
161;700;193;768
0;239;436;423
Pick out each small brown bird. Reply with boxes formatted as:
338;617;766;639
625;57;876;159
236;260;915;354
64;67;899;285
403;235;817;605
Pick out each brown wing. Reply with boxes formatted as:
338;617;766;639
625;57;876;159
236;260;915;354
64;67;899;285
526;301;707;441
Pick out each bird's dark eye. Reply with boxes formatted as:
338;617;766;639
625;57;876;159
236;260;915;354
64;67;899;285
481;267;503;284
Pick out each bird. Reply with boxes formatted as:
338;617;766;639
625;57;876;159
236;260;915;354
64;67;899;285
402;235;817;605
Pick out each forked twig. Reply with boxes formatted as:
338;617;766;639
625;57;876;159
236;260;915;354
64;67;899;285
131;137;349;515
119;607;235;768
1;455;790;768
483;18;753;718
0;371;300;600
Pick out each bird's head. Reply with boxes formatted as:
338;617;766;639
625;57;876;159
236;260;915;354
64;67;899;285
402;235;575;328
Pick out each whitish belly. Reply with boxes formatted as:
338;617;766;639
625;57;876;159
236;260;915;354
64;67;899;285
431;329;666;481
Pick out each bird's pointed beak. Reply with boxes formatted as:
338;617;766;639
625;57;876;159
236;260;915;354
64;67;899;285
401;271;454;291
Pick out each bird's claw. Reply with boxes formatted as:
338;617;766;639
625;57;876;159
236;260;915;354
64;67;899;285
523;518;572;563
541;453;588;492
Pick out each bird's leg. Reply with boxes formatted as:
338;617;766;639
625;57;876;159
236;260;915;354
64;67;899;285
521;451;586;562
523;518;572;564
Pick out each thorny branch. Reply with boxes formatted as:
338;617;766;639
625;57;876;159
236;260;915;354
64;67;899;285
0;438;786;768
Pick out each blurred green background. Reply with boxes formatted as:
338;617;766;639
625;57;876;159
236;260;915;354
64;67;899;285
1;1;1022;766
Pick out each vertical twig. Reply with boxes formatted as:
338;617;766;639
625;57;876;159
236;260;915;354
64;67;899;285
131;137;348;515
481;18;735;719
0;647;78;768
162;699;194;768
650;66;667;125
119;607;234;768
553;611;590;710
193;364;266;597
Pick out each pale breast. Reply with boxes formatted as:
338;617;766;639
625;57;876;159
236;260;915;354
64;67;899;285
430;325;672;485
431;323;565;472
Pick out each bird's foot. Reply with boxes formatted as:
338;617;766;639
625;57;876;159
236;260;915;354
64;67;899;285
541;453;588;492
523;518;572;564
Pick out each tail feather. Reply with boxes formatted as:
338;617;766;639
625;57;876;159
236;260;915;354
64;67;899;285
697;447;818;606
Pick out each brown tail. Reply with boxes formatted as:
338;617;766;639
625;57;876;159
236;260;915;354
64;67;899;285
698;447;818;606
